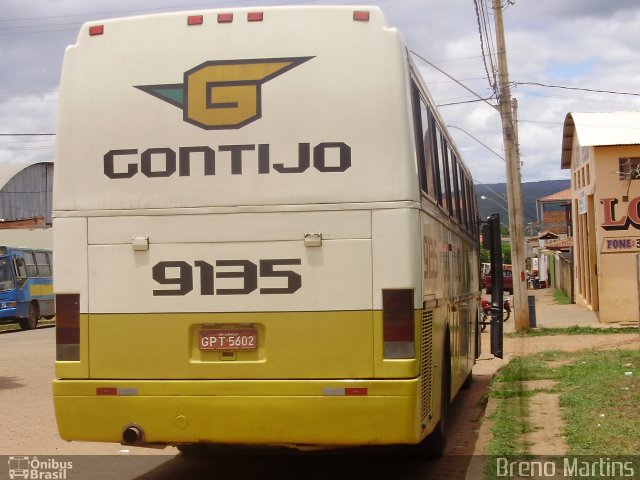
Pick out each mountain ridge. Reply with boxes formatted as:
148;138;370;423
475;179;571;227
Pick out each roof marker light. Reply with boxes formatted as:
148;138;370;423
89;25;104;36
353;11;370;22
247;12;264;22
187;15;203;26
217;13;233;23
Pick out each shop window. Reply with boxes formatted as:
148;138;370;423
619;157;640;180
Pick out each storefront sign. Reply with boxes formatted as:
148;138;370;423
601;237;640;253
601;196;640;231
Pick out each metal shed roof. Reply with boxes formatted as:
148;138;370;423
0;162;36;188
561;111;640;169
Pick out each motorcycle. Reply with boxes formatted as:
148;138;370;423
480;297;511;332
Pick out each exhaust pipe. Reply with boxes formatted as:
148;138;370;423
122;425;144;444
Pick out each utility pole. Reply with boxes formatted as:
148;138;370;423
492;0;530;331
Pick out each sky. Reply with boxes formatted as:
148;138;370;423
1;0;640;185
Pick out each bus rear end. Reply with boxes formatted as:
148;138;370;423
53;6;430;449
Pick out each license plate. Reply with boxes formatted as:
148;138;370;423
199;328;258;351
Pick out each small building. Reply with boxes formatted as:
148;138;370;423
536;188;571;234
561;111;640;323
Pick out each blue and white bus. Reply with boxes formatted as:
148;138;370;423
0;246;54;330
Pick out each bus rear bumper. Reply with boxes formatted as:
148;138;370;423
53;378;426;447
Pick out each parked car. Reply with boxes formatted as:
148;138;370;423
484;265;513;295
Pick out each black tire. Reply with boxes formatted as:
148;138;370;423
461;371;473;390
44;315;55;320
176;444;211;455
19;303;38;330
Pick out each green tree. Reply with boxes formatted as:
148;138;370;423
501;243;512;264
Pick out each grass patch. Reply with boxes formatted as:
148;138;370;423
558;349;640;455
485;348;640;461
507;325;640;337
553;288;571;305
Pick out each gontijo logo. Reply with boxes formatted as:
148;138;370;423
135;57;314;130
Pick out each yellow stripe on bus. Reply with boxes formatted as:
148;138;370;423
29;284;54;297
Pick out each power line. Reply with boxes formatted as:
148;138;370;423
438;97;495;107
410;50;499;111
473;0;498;95
512;81;640;97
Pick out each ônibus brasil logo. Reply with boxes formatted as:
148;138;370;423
135;57;314;130
7;456;73;480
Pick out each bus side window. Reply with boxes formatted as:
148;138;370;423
432;126;444;207
456;163;470;230
411;82;437;199
439;136;452;214
35;252;52;277
24;252;38;277
14;256;27;279
448;149;460;222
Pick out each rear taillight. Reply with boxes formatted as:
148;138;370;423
56;294;80;361
382;289;415;359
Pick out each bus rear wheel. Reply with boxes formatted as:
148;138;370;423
19;303;39;330
176;444;211;455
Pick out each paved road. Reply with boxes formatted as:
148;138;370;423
0;325;490;479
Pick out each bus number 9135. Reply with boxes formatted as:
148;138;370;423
152;258;302;296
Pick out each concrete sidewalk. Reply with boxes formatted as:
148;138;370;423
473;286;634;375
507;287;599;333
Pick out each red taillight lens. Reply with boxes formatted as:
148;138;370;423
217;13;233;23
89;25;104;36
353;11;370;22
382;289;415;359
187;15;203;25
247;12;264;22
56;294;80;361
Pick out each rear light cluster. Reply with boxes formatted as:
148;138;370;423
56;294;80;361
89;10;369;36
382;289;415;359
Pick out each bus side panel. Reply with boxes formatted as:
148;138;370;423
52;217;89;310
371;208;422;379
53;217;89;379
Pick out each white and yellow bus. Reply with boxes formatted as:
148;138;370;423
53;5;483;454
